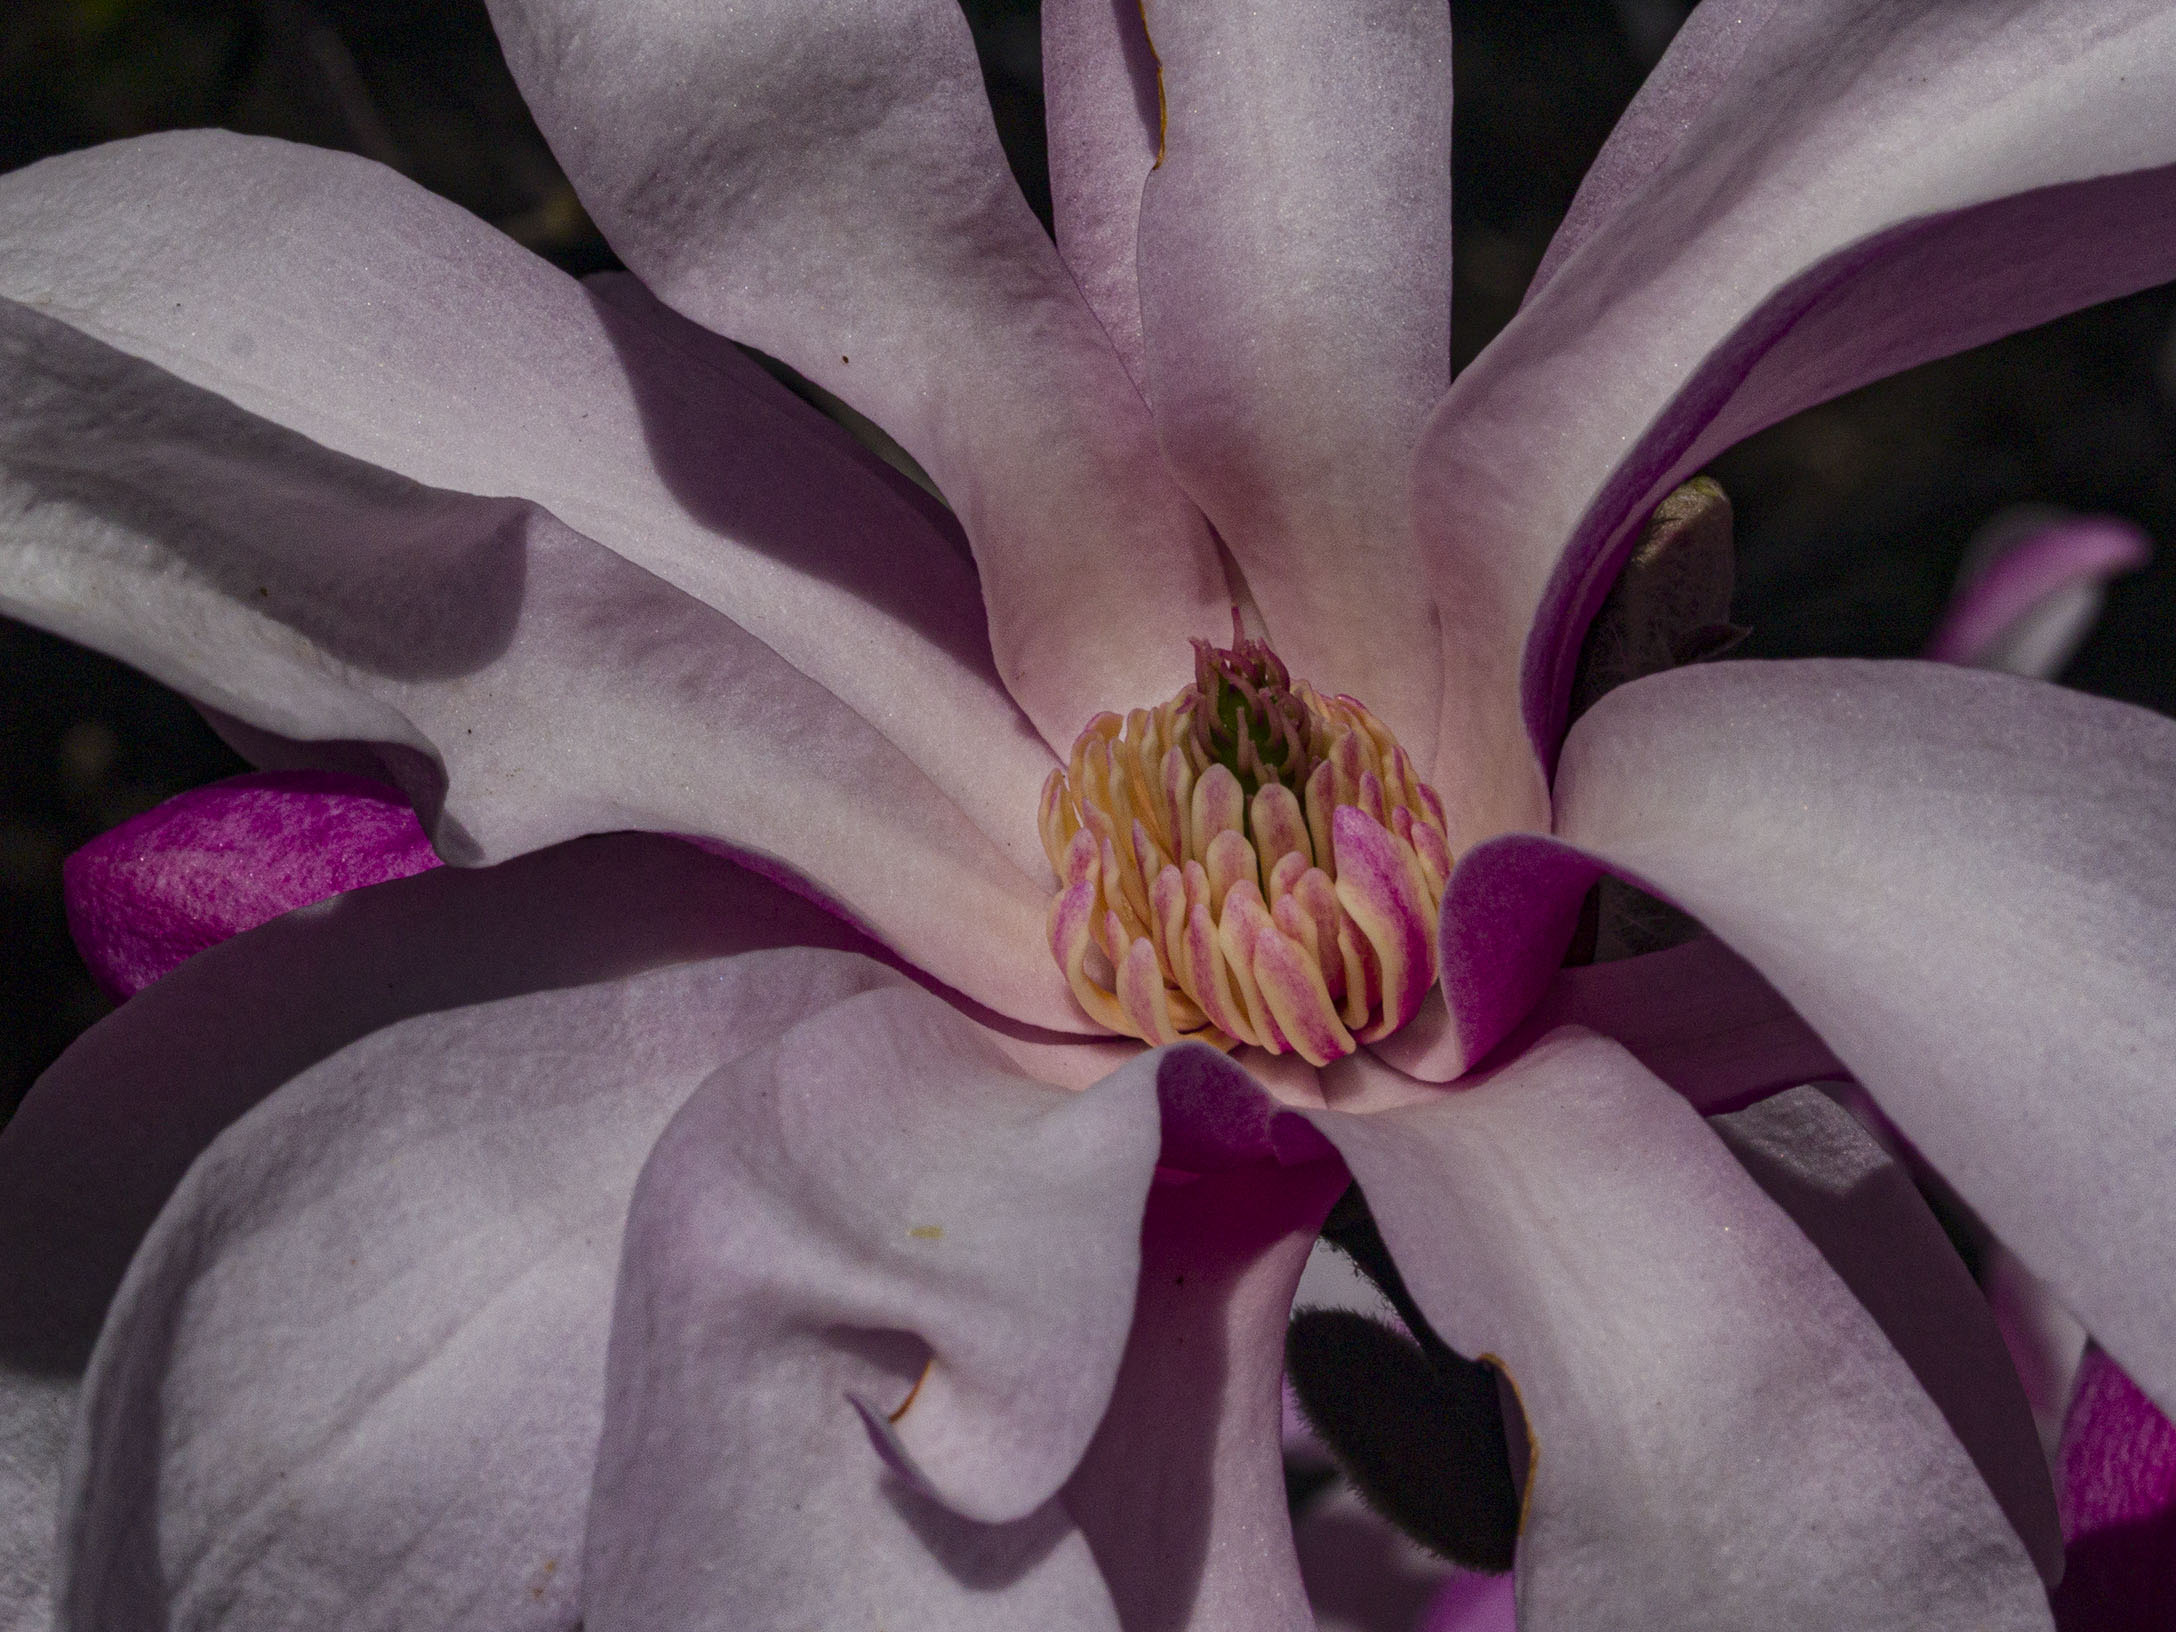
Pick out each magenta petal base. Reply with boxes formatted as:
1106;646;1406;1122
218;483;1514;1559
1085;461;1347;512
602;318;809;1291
2052;1348;2176;1631
63;771;440;1000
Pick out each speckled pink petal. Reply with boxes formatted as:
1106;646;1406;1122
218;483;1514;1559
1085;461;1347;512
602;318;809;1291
0;133;1056;858
1134;0;1450;753
487;0;1228;740
64;771;439;1000
2051;1348;2176;1628
1925;511;2149;674
1440;659;2176;1427
1414;1;2176;834
1312;1034;2051;1630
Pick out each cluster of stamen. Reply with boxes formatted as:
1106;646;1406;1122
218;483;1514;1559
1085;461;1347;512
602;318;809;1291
1039;624;1452;1066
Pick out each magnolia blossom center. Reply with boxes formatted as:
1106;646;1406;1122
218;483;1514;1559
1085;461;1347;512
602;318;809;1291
1039;625;1451;1066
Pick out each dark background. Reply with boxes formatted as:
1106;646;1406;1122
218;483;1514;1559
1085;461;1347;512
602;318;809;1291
6;0;2176;1117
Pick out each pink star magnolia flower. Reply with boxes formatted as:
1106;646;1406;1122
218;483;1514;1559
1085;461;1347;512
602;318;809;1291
4;2;2176;1628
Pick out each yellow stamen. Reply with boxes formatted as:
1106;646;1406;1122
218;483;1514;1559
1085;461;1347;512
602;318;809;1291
1041;625;1451;1066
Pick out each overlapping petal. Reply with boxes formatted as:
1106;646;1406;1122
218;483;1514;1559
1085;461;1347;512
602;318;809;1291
1064;1049;1345;1632
1042;0;1162;393
1316;1033;2051;1631
0;833;887;1629
1521;0;1780;301
66;951;905;1631
0;304;1076;1024
589;1000;1321;1631
1439;660;2176;1418
486;0;1229;738
1712;1087;2060;1580
0;132;1056;866
1384;931;1844;1104
1416;0;2176;829
1132;0;1452;753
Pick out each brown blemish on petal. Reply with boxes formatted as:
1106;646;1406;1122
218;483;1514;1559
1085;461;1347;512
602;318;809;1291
1137;1;1167;167
1481;1353;1539;1539
888;1356;935;1425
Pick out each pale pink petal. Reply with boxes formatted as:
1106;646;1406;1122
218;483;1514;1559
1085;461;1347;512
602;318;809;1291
1712;1086;2061;1582
0;132;1056;859
1363;1043;2059;1577
64;950;912;1630
2051;1347;2176;1627
1065;1048;1347;1632
1415;2;2176;831
64;771;439;1000
0;306;1076;1026
1925;510;2150;675
487;0;1228;739
539;983;1141;1630
1042;0;1162;393
587;1003;1337;1629
1442;659;2176;1423
0;835;885;1629
1984;1243;2089;1457
1135;0;1451;753
1313;1034;2051;1630
1380;932;1844;1104
1521;0;1781;303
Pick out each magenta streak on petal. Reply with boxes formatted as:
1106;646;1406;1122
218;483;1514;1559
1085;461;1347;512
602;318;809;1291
1924;515;2149;666
1420;1569;1518;1632
2051;1348;2176;1629
63;771;439;1001
1062;1046;1344;1632
1522;164;2176;771
2059;1348;2176;1540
